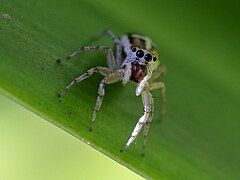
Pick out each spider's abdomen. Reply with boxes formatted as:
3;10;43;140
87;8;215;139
125;33;156;51
130;62;148;83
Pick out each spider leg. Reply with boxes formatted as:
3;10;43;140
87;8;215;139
136;74;151;96
122;63;132;85
59;66;111;97
66;44;118;70
89;71;123;131
104;29;120;44
91;29;120;44
67;45;113;59
90;79;105;132
91;29;123;69
66;30;122;69
149;81;166;120
149;64;166;83
106;46;118;70
141;121;151;156
148;64;166;120
121;89;154;152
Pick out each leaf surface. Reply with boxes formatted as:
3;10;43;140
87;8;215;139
1;0;240;179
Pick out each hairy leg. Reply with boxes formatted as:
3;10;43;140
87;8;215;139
91;29;120;44
142;121;151;156
67;45;118;70
67;45;114;59
59;66;111;97
149;64;166;83
91;30;123;69
136;74;151;96
121;89;154;152
106;47;118;70
122;62;132;85
149;81;166;119
89;71;123;131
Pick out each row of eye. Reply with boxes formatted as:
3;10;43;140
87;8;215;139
132;47;157;62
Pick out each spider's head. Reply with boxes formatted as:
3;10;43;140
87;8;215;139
124;47;159;83
130;47;157;66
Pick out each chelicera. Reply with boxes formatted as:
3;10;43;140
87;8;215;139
59;30;166;156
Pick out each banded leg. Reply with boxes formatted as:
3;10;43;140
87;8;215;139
121;89;154;152
149;82;166;119
67;45;114;59
89;71;122;131
59;66;111;97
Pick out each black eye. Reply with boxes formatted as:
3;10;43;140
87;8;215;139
153;57;157;61
144;53;152;62
136;50;144;58
131;47;137;52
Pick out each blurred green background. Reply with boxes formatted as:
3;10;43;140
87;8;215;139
1;0;240;179
0;93;141;180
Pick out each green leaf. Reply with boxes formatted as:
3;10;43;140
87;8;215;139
1;0;240;179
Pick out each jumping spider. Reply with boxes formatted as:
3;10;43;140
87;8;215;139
59;30;166;155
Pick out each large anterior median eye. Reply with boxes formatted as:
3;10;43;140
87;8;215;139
136;50;144;58
144;53;152;62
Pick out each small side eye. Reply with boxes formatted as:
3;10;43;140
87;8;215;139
144;53;153;62
131;47;137;52
153;57;157;61
136;50;144;58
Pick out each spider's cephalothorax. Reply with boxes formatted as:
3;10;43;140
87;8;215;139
59;30;166;156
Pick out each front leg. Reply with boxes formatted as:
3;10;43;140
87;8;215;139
91;29;120;44
59;66;111;97
67;45;113;59
136;74;151;96
67;45;118;71
121;89;154;152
